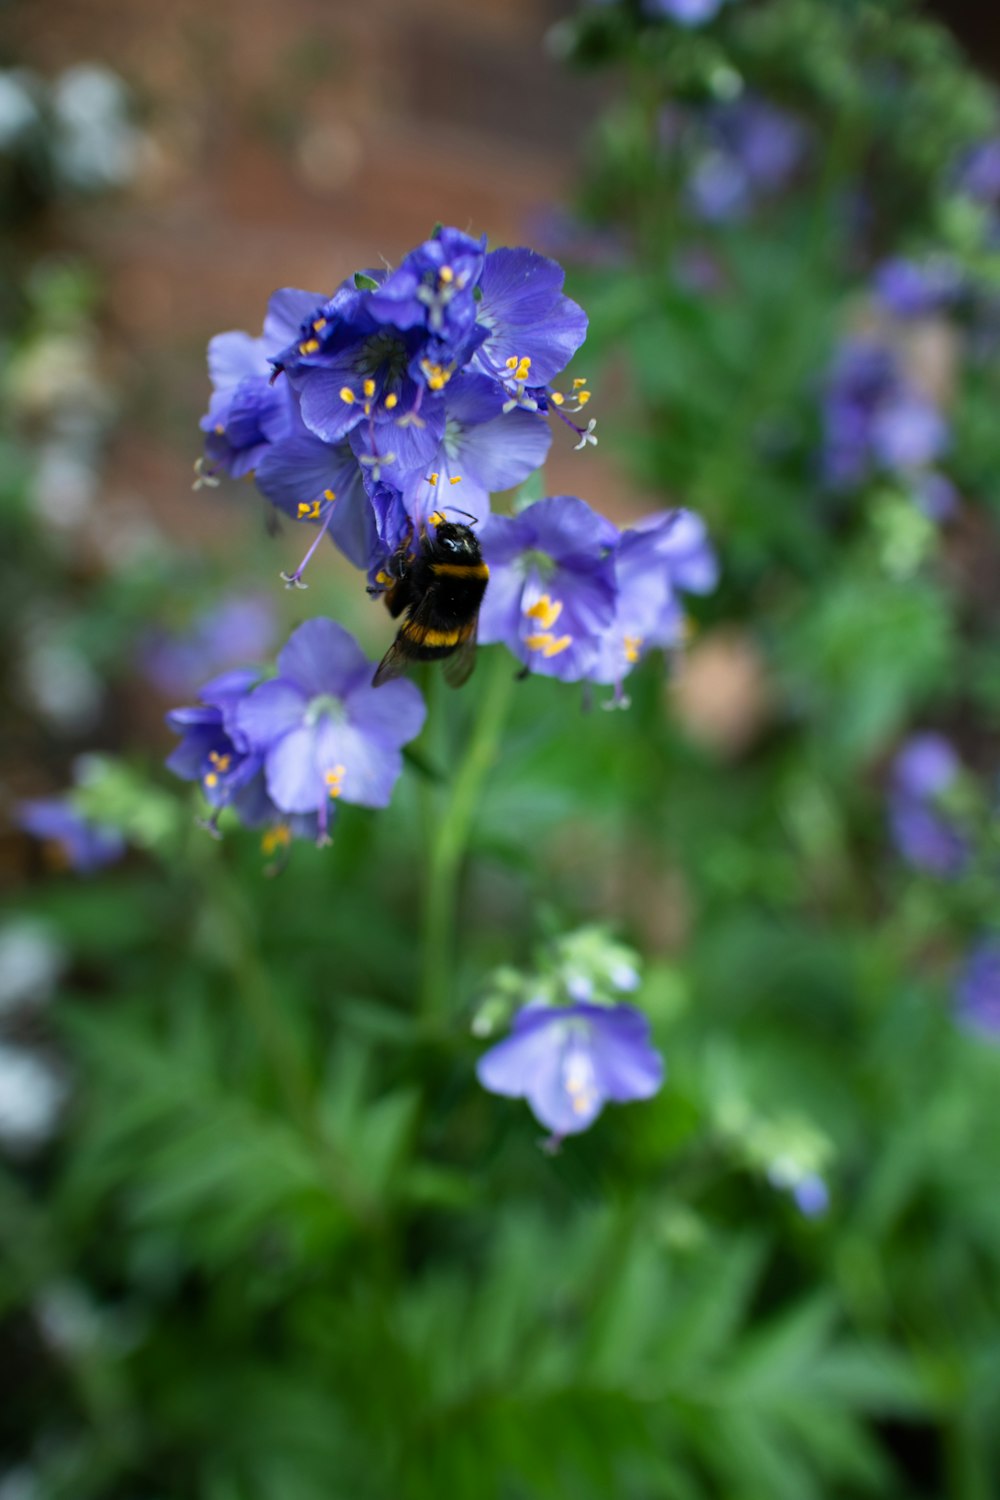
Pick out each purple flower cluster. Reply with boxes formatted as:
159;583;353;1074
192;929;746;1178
166;620;425;846
887;733;967;877
198;226;591;587
821;337;953;510
479;496;717;694
477;1001;664;1139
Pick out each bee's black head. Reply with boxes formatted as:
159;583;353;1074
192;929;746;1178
432;520;481;559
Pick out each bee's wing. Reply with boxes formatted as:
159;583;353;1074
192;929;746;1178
443;616;479;689
372;636;409;687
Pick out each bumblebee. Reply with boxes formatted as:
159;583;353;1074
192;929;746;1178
371;514;490;688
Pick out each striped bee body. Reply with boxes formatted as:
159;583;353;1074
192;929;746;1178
373;520;489;688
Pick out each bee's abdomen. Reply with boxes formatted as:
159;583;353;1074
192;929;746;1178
400;617;477;660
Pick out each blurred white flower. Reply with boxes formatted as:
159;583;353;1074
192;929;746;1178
0;920;64;1017
0;69;41;148
0;1043;67;1154
51;64;139;191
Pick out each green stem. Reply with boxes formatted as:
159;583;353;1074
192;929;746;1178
420;651;514;1026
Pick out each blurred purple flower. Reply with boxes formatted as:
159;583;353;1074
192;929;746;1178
17;799;125;874
957;138;1000;204
873;257;961;320
645;0;733;24
888;733;967;876
792;1173;830;1217
478;495;619;681
143;596;277;699
822;337;950;492
685;97;808;223
870;394;949;472
955;939;1000;1040
476;1001;664;1137
235;618;425;838
912;471;958;522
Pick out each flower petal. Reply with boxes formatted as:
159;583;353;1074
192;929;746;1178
235;680;307;751
276;618;371;699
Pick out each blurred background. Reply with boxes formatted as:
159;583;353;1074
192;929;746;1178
4;1;1000;1497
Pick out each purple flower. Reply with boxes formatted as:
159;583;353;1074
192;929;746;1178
955;940;1000;1040
589;509;717;694
478;495;619;681
473;247;588;390
200;286;320;478
888;733;967;876
367;226;486;357
235;619;426;837
166;668;265;815
142;596;276;698
253;414;378;574
365;372;552;538
476;1001;664;1137
17;799;125;874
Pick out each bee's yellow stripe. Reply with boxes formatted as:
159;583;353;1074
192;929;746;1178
430;561;490;579
403;623;462;647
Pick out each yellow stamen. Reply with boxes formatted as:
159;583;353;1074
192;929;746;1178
214;423;225;435
438;265;454;284
340;387;355;404
573;377;588;389
323;488;336;502
208;751;232;771
505;356;519;370
624;634;642;664
549;391;565;407
420;360;454;392
576;390;591;406
375;569;392;586
299;338;320;355
324;764;347;799
524;632;573;658
384;392;398;410
428;472;439;485
429;510;446;527
298;500;321;520
204;772;219;788
525;594;563;630
312;317;327;332
261;823;292;856
449;474;462;485
363;378;376;398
